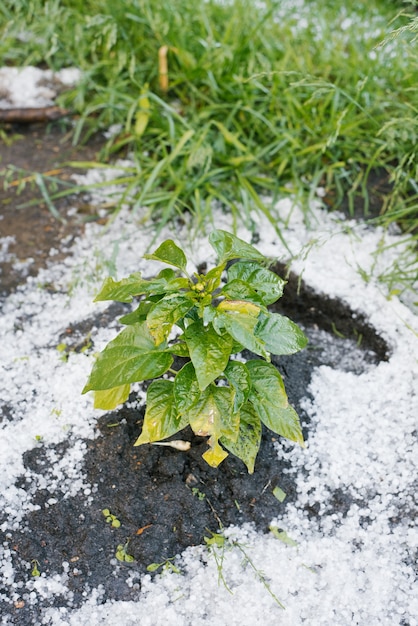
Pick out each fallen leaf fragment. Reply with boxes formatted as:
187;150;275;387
136;524;153;535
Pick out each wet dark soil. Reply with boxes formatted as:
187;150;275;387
322;167;393;221
0;122;391;624
0;121;105;296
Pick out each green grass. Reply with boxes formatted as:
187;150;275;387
1;0;417;244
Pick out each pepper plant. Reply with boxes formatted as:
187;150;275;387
82;230;307;472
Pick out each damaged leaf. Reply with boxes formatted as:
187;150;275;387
84;229;307;472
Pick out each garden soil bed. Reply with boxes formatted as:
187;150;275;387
0;122;392;624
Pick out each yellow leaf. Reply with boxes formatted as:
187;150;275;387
158;45;169;92
188;387;236;467
94;384;130;410
218;299;260;316
203;438;228;467
134;86;150;137
228;154;255;166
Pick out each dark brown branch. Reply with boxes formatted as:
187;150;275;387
0;106;72;123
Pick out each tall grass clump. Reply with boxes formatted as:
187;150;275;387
0;0;417;241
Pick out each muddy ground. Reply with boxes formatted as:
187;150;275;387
0;120;105;295
0;122;391;624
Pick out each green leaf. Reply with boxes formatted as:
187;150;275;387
94;269;189;303
255;313;308;355
269;526;298;547
82;322;173;392
135;380;188;445
187;385;239;467
188;384;239;440
144;240;188;271
213;121;248;152
209;229;267;265
220;279;267;308
264;403;304;446
185;307;200;324
247;360;304;445
202;305;216;325
246;360;288;406
204;531;226;548
224;360;251;412
31;561;41;577
231;339;245;353
93;384;130;410
119;301;152;325
147;294;195;345
141;268;189;295
184;322;232;390
221;402;261;473
124;554;135;563
272;486;287;502
115;543;135;562
203;263;225;291
174;362;201;413
94;273;147;303
213;310;268;359
168;341;189;357
227;262;286;305
146;562;161;572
